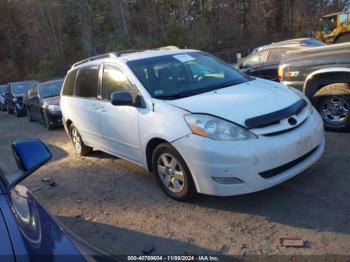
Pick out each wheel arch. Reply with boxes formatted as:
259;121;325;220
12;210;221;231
303;68;350;99
145;137;169;172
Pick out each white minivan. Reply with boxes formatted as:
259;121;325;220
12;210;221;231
60;49;325;200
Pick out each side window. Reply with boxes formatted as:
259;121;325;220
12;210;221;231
265;49;286;64
102;64;136;101
62;69;77;96
339;13;348;25
75;66;100;99
242;50;268;67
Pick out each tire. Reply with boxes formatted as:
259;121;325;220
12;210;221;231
41;111;52;130
26;107;33;122
69;124;93;156
313;83;350;131
152;143;196;201
335;33;350;44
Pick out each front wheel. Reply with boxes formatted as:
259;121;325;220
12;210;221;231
42;111;52;130
152;143;196;201
70;124;93;156
313;83;350;131
14;105;21;117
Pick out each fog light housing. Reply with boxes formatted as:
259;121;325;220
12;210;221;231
212;177;244;185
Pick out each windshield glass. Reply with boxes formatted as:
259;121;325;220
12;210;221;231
39;81;63;98
127;52;249;99
321;16;337;33
12;81;37;94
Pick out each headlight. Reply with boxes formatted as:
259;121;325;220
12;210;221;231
184;114;256;141
47;105;61;112
288;87;313;114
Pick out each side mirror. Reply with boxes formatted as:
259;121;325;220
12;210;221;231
111;91;134;106
4;139;52;190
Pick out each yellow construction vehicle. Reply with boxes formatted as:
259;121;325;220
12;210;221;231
314;8;350;44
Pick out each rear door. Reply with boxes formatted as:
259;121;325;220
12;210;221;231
71;65;104;147
99;63;141;163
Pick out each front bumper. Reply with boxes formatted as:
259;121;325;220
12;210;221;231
172;111;325;196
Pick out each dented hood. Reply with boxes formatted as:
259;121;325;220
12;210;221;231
165;78;300;127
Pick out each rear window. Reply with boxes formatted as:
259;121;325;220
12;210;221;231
11;81;38;94
75;66;100;99
39;81;63;98
62;70;77;96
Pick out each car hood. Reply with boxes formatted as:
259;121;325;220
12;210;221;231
165;78;300;127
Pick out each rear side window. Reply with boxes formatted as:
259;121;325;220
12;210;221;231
62;70;77;96
75;66;100;99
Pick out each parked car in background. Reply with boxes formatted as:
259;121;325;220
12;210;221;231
279;42;350;131
24;79;63;129
0;139;110;261
4;80;38;117
235;38;325;82
252;38;326;53
0;84;6;111
61;49;324;200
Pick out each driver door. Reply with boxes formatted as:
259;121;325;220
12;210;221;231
99;64;142;163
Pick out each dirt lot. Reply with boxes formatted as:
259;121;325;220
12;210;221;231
0;112;350;256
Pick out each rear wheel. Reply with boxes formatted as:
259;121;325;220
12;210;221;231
70;124;93;156
152;143;196;201
313;83;350;131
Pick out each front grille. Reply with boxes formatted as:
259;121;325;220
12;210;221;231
259;146;318;179
263;118;307;137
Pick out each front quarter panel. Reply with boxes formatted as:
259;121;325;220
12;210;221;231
139;100;192;169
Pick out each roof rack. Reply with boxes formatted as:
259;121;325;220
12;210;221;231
71;50;143;68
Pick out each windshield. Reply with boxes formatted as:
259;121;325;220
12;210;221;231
12;81;37;94
321;16;337;33
127;52;249;99
39;81;63;98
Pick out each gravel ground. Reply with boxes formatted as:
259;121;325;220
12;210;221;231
0;112;350;257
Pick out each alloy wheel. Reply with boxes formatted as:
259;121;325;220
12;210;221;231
71;128;82;152
157;153;185;193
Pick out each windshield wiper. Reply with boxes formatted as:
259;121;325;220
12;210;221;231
154;93;188;100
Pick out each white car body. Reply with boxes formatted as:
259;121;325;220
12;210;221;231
61;49;325;196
